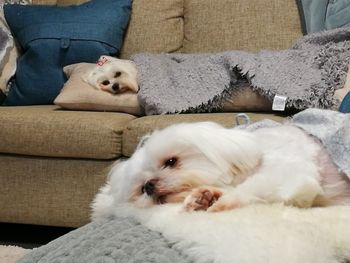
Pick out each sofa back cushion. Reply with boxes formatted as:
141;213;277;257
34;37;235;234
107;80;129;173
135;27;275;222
120;0;184;59
182;0;303;53
34;0;302;56
35;0;184;59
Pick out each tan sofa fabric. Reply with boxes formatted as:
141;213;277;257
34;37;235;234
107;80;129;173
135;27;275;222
221;86;272;112
122;112;285;156
0;155;111;227
182;0;303;53
120;0;184;59
0;106;136;159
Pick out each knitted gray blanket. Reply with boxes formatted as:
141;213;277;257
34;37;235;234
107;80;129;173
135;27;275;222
132;27;350;115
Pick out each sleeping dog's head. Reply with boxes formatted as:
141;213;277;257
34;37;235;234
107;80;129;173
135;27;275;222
83;55;138;94
92;122;262;216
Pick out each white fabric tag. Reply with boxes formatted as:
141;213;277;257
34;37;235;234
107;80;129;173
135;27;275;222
235;113;251;126
272;95;287;111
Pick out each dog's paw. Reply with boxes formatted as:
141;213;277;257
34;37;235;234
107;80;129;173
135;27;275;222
183;187;223;212
207;195;241;212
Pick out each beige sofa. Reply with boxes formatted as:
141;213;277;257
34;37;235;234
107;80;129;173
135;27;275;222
0;0;302;228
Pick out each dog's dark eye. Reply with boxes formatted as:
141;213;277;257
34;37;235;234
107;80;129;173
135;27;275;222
102;80;110;85
163;157;178;168
115;72;121;78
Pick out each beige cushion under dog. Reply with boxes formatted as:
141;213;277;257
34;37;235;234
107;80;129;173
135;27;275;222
221;86;272;112
54;63;142;116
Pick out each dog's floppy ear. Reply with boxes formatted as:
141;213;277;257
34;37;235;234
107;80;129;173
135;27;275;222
81;69;93;85
63;63;80;77
80;63;101;86
215;128;262;184
136;134;151;150
188;123;262;185
97;55;117;65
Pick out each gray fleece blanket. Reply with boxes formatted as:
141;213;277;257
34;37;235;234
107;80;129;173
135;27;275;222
132;27;350;115
244;108;350;178
18;109;350;263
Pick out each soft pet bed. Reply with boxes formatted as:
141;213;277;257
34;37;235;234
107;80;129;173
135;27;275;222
18;109;350;263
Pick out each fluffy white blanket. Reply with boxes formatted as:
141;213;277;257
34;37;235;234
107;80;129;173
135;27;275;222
118;203;350;263
0;245;30;263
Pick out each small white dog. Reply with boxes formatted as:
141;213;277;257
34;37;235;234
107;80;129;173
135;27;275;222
92;121;350;219
82;55;138;94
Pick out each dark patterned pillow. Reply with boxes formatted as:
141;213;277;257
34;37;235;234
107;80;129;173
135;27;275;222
0;0;31;102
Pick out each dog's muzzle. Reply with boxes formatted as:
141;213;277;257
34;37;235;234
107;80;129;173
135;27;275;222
112;83;120;93
142;179;168;204
142;180;156;196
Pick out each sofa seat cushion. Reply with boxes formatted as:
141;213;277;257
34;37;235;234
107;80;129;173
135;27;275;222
122;112;286;156
0;106;136;159
0;154;111;227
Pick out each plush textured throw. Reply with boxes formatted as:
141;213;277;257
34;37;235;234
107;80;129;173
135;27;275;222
18;109;350;263
132;27;350;115
292;109;350;176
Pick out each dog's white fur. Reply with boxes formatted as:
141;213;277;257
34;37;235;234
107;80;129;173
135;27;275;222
82;55;138;94
92;121;350;220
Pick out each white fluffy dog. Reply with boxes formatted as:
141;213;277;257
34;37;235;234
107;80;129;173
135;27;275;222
92;122;350;219
82;55;138;94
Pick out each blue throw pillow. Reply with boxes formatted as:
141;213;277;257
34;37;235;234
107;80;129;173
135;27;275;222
339;91;350;113
3;0;132;106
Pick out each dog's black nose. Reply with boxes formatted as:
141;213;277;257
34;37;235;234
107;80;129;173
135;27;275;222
142;181;155;196
112;83;120;92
